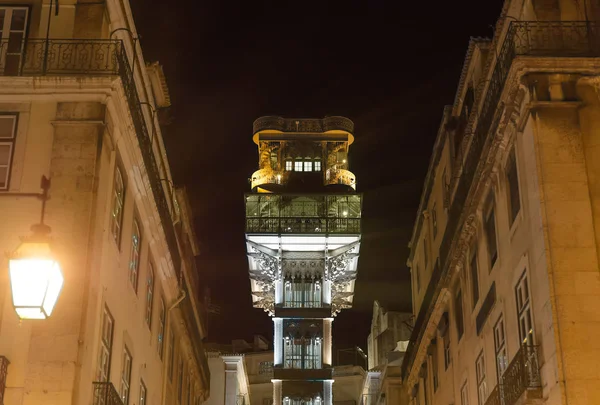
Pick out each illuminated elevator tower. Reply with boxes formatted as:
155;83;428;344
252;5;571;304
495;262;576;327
245;116;362;405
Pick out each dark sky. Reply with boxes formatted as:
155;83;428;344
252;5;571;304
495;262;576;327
130;0;504;350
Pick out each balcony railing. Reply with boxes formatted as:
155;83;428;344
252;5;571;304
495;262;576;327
484;344;541;405
93;382;123;405
484;385;502;405
325;168;356;190
402;20;600;379
0;38;181;276
246;217;360;234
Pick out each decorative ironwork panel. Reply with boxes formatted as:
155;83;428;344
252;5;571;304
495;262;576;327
403;20;600;378
93;382;124;405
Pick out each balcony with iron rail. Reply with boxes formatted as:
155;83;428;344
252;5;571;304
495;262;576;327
402;20;600;380
0;38;181;279
93;382;123;405
484;344;542;405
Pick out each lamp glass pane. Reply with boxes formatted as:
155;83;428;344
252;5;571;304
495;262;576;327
9;259;53;307
15;307;45;319
42;261;64;316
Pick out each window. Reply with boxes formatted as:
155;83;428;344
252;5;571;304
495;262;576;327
494;315;508;379
432;204;438;239
460;381;469;405
285;160;293;171
283;278;322;308
506;146;521;226
304;160;313;172
110;166;125;246
139;380;147;405
129;219;141;292
429;344;438;392
314;159;322;171
484;194;498;269
415;265;421;294
470;248;480;307
145;263;154;328
96;306;114;382
515;272;534;344
443;329;451;370
120;347;132;404
294;160;303;171
283;321;322;369
0;114;17;190
476;351;487;405
186;373;192;405
455;289;464;340
168;331;175;381
177;357;184;403
270;149;278;169
158;297;166;359
423;239;429;269
441;167;448;207
0;7;29;75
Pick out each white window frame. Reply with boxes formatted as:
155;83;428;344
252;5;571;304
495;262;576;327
285;160;292;171
145;262;154;328
0;114;17;190
294;160;303;172
0;7;29;75
476;351;487;405
304;160;312;172
110;166;125;246
120;347;132;404
494;315;508;379
129;218;141;292
96;306;114;382
314;160;322;171
158;297;166;359
460;381;469;405
139;380;147;405
515;271;534;344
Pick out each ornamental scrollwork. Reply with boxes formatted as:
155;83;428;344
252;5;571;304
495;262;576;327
252;248;281;283
325;248;355;282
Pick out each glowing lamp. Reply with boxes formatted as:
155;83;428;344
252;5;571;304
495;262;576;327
8;176;63;320
9;236;63;320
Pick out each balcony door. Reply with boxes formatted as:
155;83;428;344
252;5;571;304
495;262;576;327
0;7;29;75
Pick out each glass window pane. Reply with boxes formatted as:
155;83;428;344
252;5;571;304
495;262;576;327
0;116;15;138
10;9;26;31
0;144;11;164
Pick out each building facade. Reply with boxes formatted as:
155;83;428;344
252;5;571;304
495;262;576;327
244;116;362;405
0;1;209;404
403;1;600;405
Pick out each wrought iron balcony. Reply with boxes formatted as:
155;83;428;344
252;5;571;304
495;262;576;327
251;168;283;189
501;344;542;405
0;38;181;277
325;168;356;190
0;39;120;76
402;20;600;380
93;382;123;405
484;384;502;405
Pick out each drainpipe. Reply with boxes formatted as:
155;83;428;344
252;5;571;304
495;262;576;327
160;287;187;405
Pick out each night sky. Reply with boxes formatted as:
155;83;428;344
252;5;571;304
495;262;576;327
130;0;504;351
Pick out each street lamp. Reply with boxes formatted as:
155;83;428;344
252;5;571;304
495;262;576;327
8;176;63;320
